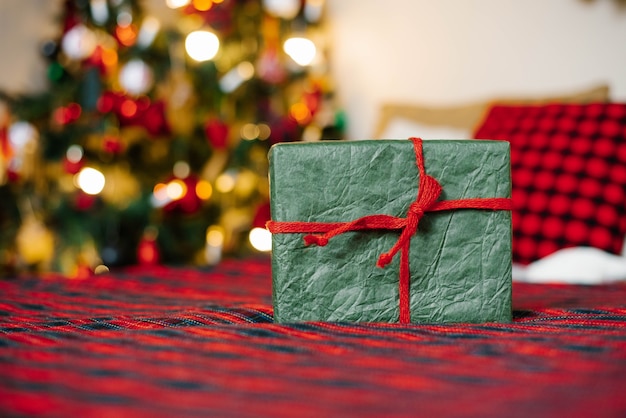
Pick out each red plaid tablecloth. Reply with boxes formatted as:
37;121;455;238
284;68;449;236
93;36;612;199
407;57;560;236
1;256;626;417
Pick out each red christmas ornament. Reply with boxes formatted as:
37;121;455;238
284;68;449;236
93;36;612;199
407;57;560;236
137;230;160;266
97;91;118;113
102;135;124;154
269;116;299;144
0;125;18;181
63;156;83;174
74;190;97;211
84;45;106;74
53;103;82;125
257;47;287;85
0;125;10;158
96;91;170;137
303;86;322;116
73;263;93;279
252;201;271;228
61;0;81;34
140;101;170;136
84;45;117;75
6;169;20;183
204;119;230;149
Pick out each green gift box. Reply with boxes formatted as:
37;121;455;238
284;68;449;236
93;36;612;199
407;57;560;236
268;138;512;324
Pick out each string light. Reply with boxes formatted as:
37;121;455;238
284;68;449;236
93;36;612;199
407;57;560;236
115;24;137;47
173;161;190;179
233;170;258;198
249;227;272;252
152;177;208;207
119;59;154;95
263;0;300;19
166;0;191;8
215;171;236;193
206;226;224;247
94;265;110;274
66;145;84;163
8;122;38;151
76;167;106;195
185;30;220;62
241;123;261;140
205;225;224;265
151;183;169;207
193;0;213;11
290;102;312;124
137;16;161;48
304;0;325;22
166;179;187;200
302;125;322;142
258;124;271;140
219;61;255;93
283;37;316;66
196;180;213;200
101;47;118;68
62;24;97;60
117;10;133;27
90;0;109;25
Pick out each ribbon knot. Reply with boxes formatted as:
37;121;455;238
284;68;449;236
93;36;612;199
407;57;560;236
375;165;443;270
406;174;442;230
407;201;425;218
266;137;512;324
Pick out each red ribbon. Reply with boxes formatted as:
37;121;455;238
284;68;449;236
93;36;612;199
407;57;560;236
267;138;512;324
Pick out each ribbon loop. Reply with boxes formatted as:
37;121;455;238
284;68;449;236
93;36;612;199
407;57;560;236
416;174;443;209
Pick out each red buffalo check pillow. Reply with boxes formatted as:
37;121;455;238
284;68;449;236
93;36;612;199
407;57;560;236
474;103;626;265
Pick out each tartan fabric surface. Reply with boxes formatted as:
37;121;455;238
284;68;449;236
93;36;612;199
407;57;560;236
1;257;626;418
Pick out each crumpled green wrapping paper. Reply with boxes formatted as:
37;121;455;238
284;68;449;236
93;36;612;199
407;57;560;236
269;139;512;323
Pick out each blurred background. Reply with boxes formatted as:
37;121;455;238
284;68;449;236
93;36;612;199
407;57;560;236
0;0;625;276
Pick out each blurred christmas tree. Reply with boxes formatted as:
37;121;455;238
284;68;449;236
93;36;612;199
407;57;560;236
0;0;344;277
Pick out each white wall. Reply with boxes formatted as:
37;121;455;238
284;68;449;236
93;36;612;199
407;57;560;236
327;0;626;139
0;0;61;94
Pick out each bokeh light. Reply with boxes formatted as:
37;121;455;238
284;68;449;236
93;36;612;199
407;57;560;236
119;59;154;95
166;0;191;8
215;172;236;193
76;167;106;195
66;145;84;163
196;180;213;200
283;37;316;66
185;30;220;62
166;179;187;200
206;225;225;247
62;24;97;60
8;121;38;150
249;227;272;252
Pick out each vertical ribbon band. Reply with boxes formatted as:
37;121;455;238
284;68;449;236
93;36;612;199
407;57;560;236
267;138;512;324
